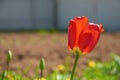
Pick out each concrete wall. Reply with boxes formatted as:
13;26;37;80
0;0;31;30
0;0;120;31
58;0;97;29
98;0;120;31
0;0;53;30
58;0;120;31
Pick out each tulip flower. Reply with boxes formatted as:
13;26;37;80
68;16;104;54
68;16;104;80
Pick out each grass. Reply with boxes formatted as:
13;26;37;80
0;28;59;34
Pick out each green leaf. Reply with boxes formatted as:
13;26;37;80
1;71;7;80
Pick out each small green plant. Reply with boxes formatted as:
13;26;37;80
0;50;30;80
0;71;30;80
1;50;120;80
39;58;46;78
7;50;12;73
82;54;120;80
46;64;79;80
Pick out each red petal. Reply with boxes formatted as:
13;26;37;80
99;24;104;32
74;16;88;36
78;23;102;53
78;32;92;53
68;16;88;50
68;20;76;50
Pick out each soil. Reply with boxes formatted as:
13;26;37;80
0;32;120;77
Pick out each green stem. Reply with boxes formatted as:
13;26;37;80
7;61;9;74
40;70;43;80
70;54;80;80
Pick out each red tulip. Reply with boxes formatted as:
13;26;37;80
68;16;104;54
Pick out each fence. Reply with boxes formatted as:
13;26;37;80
0;0;120;31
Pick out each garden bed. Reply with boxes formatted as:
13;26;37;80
0;32;120;77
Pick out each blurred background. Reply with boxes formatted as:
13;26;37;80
0;0;120;31
0;0;120;79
